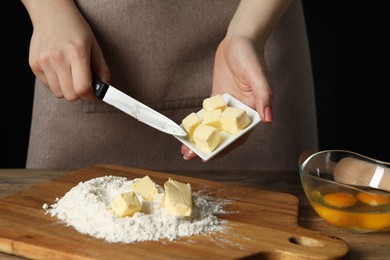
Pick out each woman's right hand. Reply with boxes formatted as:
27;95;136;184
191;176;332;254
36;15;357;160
22;0;109;101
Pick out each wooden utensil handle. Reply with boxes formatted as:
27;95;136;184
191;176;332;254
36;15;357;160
334;157;390;192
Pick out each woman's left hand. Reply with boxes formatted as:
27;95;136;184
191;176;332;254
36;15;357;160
181;36;273;161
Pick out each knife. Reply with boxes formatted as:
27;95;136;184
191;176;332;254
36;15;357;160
92;77;187;137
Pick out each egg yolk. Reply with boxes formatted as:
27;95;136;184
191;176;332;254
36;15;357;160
313;204;353;228
323;192;357;208
356;192;390;206
355;213;390;231
312;192;390;231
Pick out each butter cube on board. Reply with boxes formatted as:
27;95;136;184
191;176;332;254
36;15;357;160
111;192;142;217
174;93;261;161
163;178;192;217
131;175;159;201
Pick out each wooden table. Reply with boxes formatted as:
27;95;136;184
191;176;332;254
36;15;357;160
0;168;388;260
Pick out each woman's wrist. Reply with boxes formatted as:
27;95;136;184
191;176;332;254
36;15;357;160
227;0;293;44
21;0;79;26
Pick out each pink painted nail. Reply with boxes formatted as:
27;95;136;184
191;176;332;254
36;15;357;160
265;106;273;123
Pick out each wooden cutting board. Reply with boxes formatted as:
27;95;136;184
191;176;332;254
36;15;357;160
0;164;349;259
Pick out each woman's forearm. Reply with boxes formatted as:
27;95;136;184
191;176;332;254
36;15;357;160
227;0;293;44
21;0;81;27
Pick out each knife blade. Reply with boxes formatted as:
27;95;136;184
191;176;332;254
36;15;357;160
92;77;187;137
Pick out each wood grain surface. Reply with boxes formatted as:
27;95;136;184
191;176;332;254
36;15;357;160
0;164;349;259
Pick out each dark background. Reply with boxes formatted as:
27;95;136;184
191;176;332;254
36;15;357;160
2;1;388;168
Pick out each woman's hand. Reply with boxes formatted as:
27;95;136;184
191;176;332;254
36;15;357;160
211;36;273;123
23;0;109;101
181;0;292;161
181;36;271;161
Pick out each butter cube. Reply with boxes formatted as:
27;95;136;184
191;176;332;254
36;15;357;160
193;124;220;153
221;107;251;134
131;175;159;201
201;109;222;130
203;94;227;111
181;112;201;140
163;178;192;217
111;192;142;217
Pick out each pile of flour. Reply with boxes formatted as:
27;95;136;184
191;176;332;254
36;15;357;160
43;175;228;243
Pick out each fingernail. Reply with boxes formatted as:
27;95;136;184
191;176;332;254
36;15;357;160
265;106;273;123
183;149;195;160
181;149;188;160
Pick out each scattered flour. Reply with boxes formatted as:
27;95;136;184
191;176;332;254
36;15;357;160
44;175;228;243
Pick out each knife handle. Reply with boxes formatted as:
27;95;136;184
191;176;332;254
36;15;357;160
92;76;109;99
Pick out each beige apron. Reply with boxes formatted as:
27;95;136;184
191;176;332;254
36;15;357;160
26;0;318;171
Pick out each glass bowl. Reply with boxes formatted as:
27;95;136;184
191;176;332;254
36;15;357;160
299;150;390;232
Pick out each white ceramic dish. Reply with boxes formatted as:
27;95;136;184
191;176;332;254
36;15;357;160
174;93;261;161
